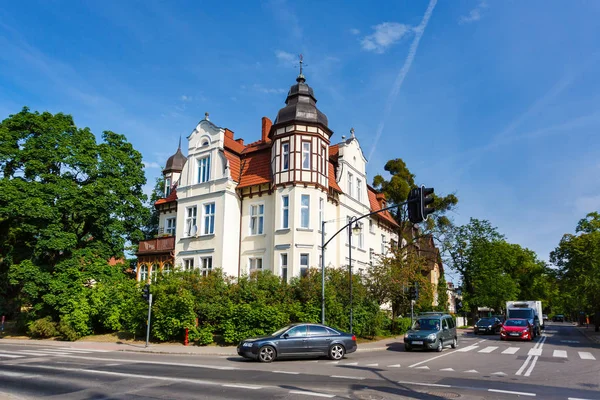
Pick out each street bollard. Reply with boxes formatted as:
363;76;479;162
184;328;189;346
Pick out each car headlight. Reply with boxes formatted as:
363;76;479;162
488;325;492;329
427;334;436;340
242;342;253;347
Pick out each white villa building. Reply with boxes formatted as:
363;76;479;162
136;72;399;281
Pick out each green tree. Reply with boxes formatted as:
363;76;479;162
551;212;600;331
141;176;165;240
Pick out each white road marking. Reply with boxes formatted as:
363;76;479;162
408;339;486;368
440;368;454;371
568;397;596;400
47;348;95;353
105;363;122;366
524;353;540;377
397;381;451;388
578;352;596;360
491;372;507;376
57;348;110;352
222;384;262;390
330;375;365;380
365;363;378;367
3;350;52;357
464;369;478;373
415;366;430;370
516;355;533;376
478;346;498;353
456;345;479;352
30;350;73;356
0;353;25;358
501;347;519;354
343;362;358;366
553;350;568;358
560;340;580;343
328;361;339;364
273;370;299;375
489;388;536;397
520;335;547;377
528;348;542;356
46;354;239;370
387;364;401;368
289;390;335;398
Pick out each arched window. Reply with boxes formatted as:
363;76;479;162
139;265;148;282
202;139;209;147
151;263;159;282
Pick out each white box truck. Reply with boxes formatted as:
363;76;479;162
506;301;543;336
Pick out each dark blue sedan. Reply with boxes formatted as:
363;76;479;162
237;323;357;363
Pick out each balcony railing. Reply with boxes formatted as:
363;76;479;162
137;236;175;254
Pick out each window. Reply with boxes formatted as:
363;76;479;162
356;178;362;201
185;206;197;237
302;141;311;169
318;198;324;229
139;265;148;281
381;234;387;254
202;140;209;147
165;177;171;197
300;195;310;228
197;155;211;183
183;258;194;271
357;222;364;249
202;203;215;235
282;142;289;171
249;257;263;272
282;195;289;228
280;253;288;282
250;204;264;235
286;325;307;337
369;219;374;234
308;325;329;336
390;239;397;249
369;248;374;265
166;217;176;236
321;146;326;173
201;257;212;276
347;172;353;197
300;253;309;277
163;263;172;274
150;264;159;282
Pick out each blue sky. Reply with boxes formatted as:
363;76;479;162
2;1;599;277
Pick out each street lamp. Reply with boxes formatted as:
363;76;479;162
348;217;362;334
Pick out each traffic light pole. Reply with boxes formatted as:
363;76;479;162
145;293;152;348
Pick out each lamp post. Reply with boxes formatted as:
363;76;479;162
348;216;361;334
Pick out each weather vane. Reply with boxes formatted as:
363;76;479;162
299;54;304;75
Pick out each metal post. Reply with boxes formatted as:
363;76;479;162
145;293;153;348
411;300;414;327
321;220;326;325
348;220;353;334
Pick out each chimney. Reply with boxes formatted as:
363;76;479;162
261;117;273;143
235;138;244;145
224;129;234;140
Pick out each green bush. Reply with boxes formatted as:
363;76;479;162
57;320;80;341
395;317;412;334
28;317;58;338
190;325;214;346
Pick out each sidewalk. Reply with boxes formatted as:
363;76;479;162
0;336;405;356
574;324;600;345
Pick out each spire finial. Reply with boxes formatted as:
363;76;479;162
178;135;182;150
204;112;210;121
350;127;355;137
296;54;306;83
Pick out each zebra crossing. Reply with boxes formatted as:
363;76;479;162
456;344;596;360
0;347;111;360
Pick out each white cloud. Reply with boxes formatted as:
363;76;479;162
275;50;297;65
360;22;413;54
143;161;162;169
180;95;192;102
251;84;286;94
350;28;360;35
459;0;487;24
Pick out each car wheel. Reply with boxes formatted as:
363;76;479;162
404;344;412;352
436;340;443;352
258;345;276;363
329;344;345;360
451;337;457;349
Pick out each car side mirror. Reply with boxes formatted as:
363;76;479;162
283;333;289;339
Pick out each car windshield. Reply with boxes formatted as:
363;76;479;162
477;318;494;325
505;319;527;327
413;318;440;331
271;325;294;336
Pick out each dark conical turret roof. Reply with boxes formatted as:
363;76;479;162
274;74;328;127
164;138;187;172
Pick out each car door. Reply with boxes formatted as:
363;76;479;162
442;318;452;342
277;325;309;356
307;325;333;355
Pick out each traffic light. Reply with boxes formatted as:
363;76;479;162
455;298;463;313
407;186;435;223
142;284;150;302
409;283;419;300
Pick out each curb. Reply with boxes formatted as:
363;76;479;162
575;326;600;345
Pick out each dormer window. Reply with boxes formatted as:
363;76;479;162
282;142;289;171
197;155;211;183
165;177;171;197
202;139;209;147
302;141;311;169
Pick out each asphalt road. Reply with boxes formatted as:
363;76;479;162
0;322;598;400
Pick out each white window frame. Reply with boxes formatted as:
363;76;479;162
166;217;176;236
280;253;288;282
163;263;172;274
282;195;289;229
165;177;171;197
249;257;263;273
150;264;159;282
139;265;148;281
300;194;310;228
348;172;353;197
185;206;197;237
356;178;362;202
249;203;265;235
381;234;387;254
318;198;324;229
197;154;211;183
201;256;212;276
369;219;374;234
357;222;364;249
202;202;215;235
302;141;311;169
282;142;289;171
300;253;309;277
183;258;194;271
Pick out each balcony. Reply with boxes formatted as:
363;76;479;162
137;236;175;255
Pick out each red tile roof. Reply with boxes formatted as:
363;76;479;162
329;144;339;160
328;161;342;192
367;187;399;227
224;134;245;154
238;149;271;188
155;187;178;205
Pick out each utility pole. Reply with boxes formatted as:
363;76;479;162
145;293;153;348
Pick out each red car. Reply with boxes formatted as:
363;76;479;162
500;318;534;341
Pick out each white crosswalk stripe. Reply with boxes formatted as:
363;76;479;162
0;348;113;359
553;350;568;358
578;352;596;360
0;353;25;358
457;345;479;352
502;347;520;354
478;346;498;353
